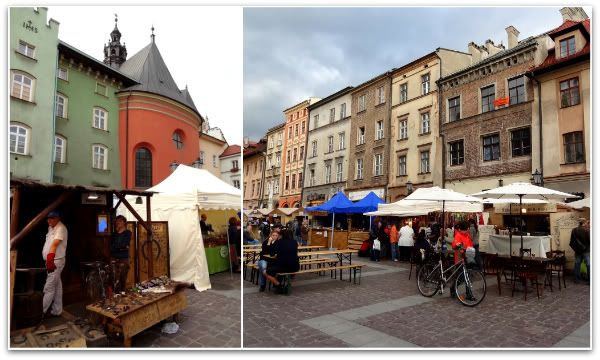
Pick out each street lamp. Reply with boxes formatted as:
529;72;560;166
532;169;543;186
169;160;178;172
406;180;413;195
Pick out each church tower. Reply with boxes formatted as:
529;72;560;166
103;14;127;68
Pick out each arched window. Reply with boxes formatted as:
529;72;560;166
10;123;30;155
135;147;152;188
172;131;183;150
54;135;67;163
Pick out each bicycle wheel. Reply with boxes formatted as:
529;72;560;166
417;263;440;297
455;268;486;307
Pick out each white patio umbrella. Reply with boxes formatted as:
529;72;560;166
403;187;484;242
472;182;579;255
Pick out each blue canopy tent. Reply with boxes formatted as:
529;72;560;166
337;191;385;231
305;191;354;249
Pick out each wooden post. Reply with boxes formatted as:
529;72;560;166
114;192;152;234
146;195;153;278
10;185;20;329
10;191;72;250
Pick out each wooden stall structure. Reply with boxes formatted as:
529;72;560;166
309;228;349;250
8;178;167;332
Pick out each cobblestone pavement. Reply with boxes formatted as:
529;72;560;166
132;271;241;348
243;258;590;348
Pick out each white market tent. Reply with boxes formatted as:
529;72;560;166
118;165;241;292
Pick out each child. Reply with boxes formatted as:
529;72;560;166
371;238;381;262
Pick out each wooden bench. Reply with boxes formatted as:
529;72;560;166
274;264;365;295
247;258;339;284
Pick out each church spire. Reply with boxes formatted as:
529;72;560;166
103;13;127;69
151;25;155;43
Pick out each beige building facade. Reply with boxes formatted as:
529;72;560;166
263;123;285;209
303;86;353;207
530;14;590;198
243;139;266;209
199;127;228;178
388;49;471;201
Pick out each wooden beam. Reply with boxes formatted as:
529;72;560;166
146;195;153;278
114;192;152;233
10;186;21;238
10;191;72;250
113;198;122;211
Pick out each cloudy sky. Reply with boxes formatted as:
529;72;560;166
243;6;586;140
45;6;242;145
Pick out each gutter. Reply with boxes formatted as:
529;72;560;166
125;90;132;188
385;72;393;202
527;72;543;180
50;49;59;183
438;54;446;188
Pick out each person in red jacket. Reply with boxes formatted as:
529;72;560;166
451;221;473;264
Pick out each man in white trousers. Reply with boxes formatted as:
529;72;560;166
42;211;68;316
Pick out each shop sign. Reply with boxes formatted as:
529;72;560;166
348;188;384;201
494;97;509;106
494;203;557;214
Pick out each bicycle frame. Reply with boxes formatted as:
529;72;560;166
430;258;467;294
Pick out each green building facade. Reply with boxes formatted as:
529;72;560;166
9;7;59;182
54;42;135;187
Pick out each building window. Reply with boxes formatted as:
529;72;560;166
11;71;34;102
559;36;576;58
421;73;430;95
357;127;365;145
57;67;68;81
400;83;408;103
135;147;152;188
374;154;383;176
298;172;302;187
275;152;281;166
336;162;343;182
253;162;257;174
329;108;336;123
93;108;108;130
295;124;299;137
356;159;363;179
299;146;304;160
95;83;107;96
311;141;317;157
55;93;67;118
301;121;306;133
398;155;407;176
340;103;347;118
285;176;290;190
560;78;580;108
511;128;531;157
309;168;315;186
420;151;430;173
287;150;291;163
377;86;385;104
252;183;255;196
92;144;108;170
293;148;297;162
54;135;66;163
327;136;334;153
172;131;183;149
267;156;272;169
448;96;460;122
448;140;464;166
274;180;279;194
9;123;29;155
291;174;296;189
200;151;205;164
508;76;526;105
420;112;430;134
375;120;384;140
482;134;500;161
358;94;366;112
325;164;332;184
288;126;292;139
399;118;408;140
313;114;319;128
564;131;584;163
481;84;495;113
213;155;217;167
17;40;35;58
233;160;239;169
338;132;345;150
233;180;240;189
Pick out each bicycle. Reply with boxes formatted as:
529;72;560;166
416;246;486;307
81;261;110;302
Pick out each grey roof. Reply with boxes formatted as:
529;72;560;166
438;36;539;83
118;40;201;117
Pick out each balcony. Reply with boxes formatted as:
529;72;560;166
231;167;239;173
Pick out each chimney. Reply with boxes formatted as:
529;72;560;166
485;39;503;56
468;42;481;63
506;26;520;49
560;7;589;22
243;137;249;147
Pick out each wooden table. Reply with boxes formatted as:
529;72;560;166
297;249;358;266
86;289;187;347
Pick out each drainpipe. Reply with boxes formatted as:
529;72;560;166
528;72;543;177
50;50;59;182
437;55;446;188
125;90;132;188
385;72;393;202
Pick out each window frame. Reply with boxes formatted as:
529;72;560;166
374;153;383;176
93;107;108;131
336;162;343;182
92;144;108;170
510;127;531;157
508;76;526;105
57;67;68;81
448;96;460;122
400;83;408;103
311;140;318;157
11;71;35;102
10;123;30;155
340;103;347;119
358;94;366;112
449;140;464;166
398;155;407;176
420;112;430;134
481;84;495;113
482;133;501;162
356;159;364;180
325;164;332;184
421;73;431;95
134;147;153;188
560;77;580;108
55;93;68;118
357;126;365;145
329;107;336;123
563;131;585;164
327;135;334;153
559;36;576;58
377;86;385;105
54;135;67;163
17;40;35;58
420;150;430;173
399;118;408;140
375;120;384;140
172;131;184;150
338;132;345;150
